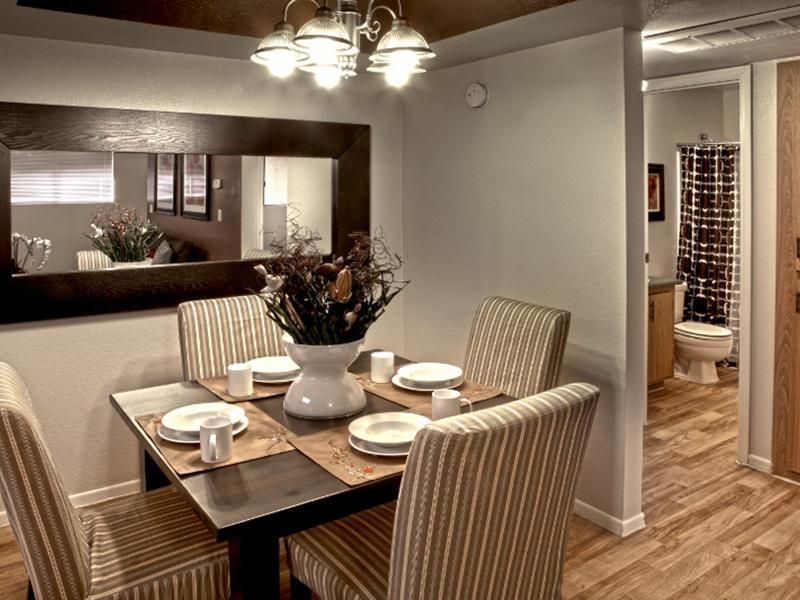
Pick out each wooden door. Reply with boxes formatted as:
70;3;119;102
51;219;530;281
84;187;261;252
774;61;800;479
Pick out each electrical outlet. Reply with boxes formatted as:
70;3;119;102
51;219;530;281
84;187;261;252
217;209;223;222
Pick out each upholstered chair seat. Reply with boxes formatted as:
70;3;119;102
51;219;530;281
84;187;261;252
177;295;284;381
464;296;571;398
0;363;229;599
286;383;600;600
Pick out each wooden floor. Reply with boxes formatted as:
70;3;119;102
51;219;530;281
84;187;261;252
3;368;800;598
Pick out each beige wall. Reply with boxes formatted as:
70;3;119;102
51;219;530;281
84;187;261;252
401;28;645;525
0;33;405;508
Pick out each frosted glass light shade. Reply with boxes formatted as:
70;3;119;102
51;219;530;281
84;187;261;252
251;22;309;78
369;18;435;63
292;7;354;53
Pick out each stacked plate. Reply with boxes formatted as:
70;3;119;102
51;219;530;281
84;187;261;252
392;362;464;392
248;356;300;384
347;412;431;457
158;402;248;444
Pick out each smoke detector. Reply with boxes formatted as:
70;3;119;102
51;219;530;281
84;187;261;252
644;7;800;54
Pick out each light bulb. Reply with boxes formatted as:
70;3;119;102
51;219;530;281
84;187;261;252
315;66;342;89
266;49;297;78
307;38;339;67
388;50;419;71
385;67;411;88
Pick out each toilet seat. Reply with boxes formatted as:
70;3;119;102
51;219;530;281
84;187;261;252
674;321;732;341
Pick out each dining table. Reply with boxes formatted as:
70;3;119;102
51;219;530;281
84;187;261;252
110;351;515;600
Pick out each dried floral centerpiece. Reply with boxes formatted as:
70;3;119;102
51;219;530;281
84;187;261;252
254;225;407;419
85;204;161;267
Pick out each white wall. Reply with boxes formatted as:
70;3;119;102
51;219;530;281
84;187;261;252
402;28;645;526
0;33;404;506
749;61;777;465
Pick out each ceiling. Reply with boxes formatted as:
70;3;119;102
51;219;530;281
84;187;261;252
14;0;579;44
4;0;800;78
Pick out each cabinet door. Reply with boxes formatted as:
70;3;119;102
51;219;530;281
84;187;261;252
648;290;675;385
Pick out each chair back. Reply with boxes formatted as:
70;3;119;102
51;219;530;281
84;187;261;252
464;296;570;398
76;250;112;271
389;382;599;600
177;295;284;381
0;363;90;599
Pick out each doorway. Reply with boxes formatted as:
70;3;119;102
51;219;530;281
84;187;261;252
642;67;753;517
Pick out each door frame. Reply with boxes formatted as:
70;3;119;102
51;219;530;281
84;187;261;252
643;65;753;466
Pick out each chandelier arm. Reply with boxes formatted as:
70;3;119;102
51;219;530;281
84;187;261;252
282;0;322;23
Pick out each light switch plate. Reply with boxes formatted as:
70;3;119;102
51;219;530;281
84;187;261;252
212;178;222;190
217;208;223;222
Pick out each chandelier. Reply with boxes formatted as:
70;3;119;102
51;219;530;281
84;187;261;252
250;0;435;89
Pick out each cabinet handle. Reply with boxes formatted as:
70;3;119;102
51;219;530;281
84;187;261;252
649;301;655;321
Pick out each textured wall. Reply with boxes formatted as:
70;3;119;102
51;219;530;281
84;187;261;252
401;29;645;523
0;32;404;505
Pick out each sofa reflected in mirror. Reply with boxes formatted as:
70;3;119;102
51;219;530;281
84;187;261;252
10;150;334;275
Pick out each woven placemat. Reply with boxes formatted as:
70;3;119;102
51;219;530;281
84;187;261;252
290;424;406;487
354;372;504;409
198;377;291;403
136;402;296;475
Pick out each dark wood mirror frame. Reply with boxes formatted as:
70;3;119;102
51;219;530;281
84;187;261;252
0;102;370;324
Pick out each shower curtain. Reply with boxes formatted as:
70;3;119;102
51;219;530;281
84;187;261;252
676;144;741;364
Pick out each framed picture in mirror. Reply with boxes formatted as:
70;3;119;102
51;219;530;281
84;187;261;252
155;153;177;215
182;154;210;220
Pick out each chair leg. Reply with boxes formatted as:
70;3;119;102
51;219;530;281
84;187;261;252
27;580;35;600
290;575;312;600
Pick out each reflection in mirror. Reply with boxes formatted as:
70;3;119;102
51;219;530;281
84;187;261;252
10;151;334;274
241;157;334;258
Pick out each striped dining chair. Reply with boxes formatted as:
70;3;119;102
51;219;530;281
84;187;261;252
0;362;230;600
285;382;600;600
464;296;571;398
76;250;112;271
177;295;284;381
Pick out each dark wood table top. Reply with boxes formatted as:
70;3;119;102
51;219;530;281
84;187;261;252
110;351;514;541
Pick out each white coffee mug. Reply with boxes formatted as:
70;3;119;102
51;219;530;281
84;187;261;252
227;363;253;398
371;351;395;383
200;415;234;464
432;389;473;420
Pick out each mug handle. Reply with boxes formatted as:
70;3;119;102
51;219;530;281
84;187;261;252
460;397;473;413
208;433;218;462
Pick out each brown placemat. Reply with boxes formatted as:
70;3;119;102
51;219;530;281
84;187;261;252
136;402;296;475
354;373;504;409
198;377;291;403
290;425;406;487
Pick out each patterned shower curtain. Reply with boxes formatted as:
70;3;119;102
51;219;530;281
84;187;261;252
676;144;741;364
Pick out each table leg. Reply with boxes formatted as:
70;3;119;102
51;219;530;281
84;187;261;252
231;534;281;600
141;447;170;492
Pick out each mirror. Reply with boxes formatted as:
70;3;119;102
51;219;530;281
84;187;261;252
10;150;334;275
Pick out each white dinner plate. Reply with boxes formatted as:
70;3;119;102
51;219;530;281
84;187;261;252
253;374;297;384
391;374;463;393
348;412;431;447
348;435;410;458
248;356;300;380
158;416;249;445
396;362;464;389
161;403;245;434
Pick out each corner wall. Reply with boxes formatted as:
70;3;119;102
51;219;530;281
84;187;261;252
401;28;645;529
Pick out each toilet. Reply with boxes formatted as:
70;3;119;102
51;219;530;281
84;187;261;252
673;282;733;385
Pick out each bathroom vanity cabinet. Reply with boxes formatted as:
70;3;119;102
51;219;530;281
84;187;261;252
648;284;676;390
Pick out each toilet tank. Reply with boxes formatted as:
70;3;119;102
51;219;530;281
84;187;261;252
674;282;688;323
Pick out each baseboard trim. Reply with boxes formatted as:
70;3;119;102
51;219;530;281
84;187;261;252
574;499;646;538
745;454;773;473
0;479;140;528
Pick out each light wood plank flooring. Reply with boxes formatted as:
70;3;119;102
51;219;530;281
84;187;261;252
2;369;799;598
